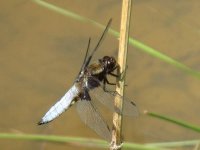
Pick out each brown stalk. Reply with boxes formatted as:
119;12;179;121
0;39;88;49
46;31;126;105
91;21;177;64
110;0;132;150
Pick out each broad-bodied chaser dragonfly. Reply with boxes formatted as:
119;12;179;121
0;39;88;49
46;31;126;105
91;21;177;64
38;19;138;142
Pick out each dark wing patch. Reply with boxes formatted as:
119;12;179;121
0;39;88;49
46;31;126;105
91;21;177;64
79;88;91;101
87;76;101;89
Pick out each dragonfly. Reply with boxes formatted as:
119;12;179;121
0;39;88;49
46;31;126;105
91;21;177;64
38;19;139;142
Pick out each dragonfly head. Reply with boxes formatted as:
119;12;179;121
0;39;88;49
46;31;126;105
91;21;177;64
100;56;117;73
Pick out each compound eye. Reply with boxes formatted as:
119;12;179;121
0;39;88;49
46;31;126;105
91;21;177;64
102;56;109;62
110;57;115;63
101;56;116;71
108;57;116;69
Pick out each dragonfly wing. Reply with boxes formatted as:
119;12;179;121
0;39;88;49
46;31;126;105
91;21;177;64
90;86;139;116
76;99;111;142
38;84;79;125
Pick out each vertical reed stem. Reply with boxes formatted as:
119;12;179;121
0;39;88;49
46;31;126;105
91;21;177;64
111;0;132;149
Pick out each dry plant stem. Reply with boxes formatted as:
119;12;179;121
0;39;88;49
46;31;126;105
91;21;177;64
111;0;132;149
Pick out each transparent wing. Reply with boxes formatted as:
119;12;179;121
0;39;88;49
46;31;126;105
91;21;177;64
84;19;112;68
76;99;111;142
89;86;139;116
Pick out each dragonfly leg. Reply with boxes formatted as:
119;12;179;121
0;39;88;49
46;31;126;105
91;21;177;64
118;65;129;81
107;65;129;87
103;79;108;92
102;77;116;92
105;77;116;85
108;65;119;77
109;72;119;77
